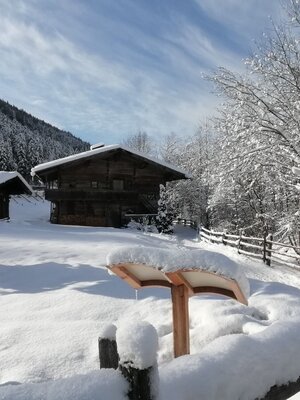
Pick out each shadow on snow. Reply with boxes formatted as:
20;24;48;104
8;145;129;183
0;262;170;300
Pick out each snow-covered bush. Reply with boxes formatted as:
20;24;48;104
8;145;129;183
127;218;158;233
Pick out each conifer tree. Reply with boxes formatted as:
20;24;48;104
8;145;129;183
156;184;174;234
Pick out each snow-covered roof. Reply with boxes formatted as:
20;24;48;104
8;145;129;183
31;144;191;178
107;246;250;299
0;171;33;193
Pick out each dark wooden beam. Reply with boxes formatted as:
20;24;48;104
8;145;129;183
193;286;237;301
141;280;171;288
109;265;142;289
166;272;194;296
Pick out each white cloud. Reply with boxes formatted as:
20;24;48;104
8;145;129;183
163;20;246;75
0;17;131;90
0;0;285;144
193;0;284;41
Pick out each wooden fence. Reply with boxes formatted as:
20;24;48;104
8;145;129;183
199;226;300;270
98;323;300;400
173;217;198;230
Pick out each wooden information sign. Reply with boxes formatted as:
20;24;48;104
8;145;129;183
108;262;248;358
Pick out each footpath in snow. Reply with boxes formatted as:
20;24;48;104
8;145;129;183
1;197;300;399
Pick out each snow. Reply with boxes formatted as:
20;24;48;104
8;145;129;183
31;144;190;178
90;143;105;150
107;246;250;299
0;171;32;193
117;321;158;369
1;198;300;399
160;317;300;400
292;166;300;177
99;324;117;340
0;370;127;400
289;393;300;399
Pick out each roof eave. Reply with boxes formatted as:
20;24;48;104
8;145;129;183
31;145;191;179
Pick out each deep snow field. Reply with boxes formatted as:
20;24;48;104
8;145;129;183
1;196;300;399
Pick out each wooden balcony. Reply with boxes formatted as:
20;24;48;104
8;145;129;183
45;189;143;201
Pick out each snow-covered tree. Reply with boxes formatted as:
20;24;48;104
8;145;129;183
11;129;28;177
0;133;16;171
0;98;89;180
207;0;300;238
156;184;174;234
159;126;216;228
123;131;154;155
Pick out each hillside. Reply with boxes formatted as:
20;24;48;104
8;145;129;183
0;99;90;179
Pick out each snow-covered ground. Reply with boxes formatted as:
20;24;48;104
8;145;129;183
1;196;300;399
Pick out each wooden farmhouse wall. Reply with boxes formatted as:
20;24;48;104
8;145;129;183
42;149;178;227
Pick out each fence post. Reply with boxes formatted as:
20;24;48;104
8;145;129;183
98;324;119;369
266;233;273;267
238;231;243;254
117;321;159;400
222;230;227;246
198;226;202;241
258;376;300;399
206;227;211;242
119;363;155;400
263;229;267;264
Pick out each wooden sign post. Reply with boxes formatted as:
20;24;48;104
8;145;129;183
171;284;190;357
108;262;248;358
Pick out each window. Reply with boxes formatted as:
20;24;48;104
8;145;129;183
113;179;124;191
98;181;108;189
91;181;98;189
48;179;58;189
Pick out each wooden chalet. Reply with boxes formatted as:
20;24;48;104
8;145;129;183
31;144;189;227
0;171;33;219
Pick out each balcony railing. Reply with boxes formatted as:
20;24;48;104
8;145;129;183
45;189;158;202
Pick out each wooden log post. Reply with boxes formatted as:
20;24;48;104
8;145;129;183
222;230;227;246
266;233;273;267
263;232;267;264
198;225;202;240
257;377;300;400
171;284;190;357
238;231;243;254
98;324;119;369
262;228;269;265
117;321;159;400
119;363;155;400
207;227;211;242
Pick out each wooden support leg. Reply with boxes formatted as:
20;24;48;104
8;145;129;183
171;284;190;357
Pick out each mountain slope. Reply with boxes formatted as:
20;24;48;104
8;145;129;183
0;99;90;179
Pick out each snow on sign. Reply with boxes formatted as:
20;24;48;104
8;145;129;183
107;246;249;358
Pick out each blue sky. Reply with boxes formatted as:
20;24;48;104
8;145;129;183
0;0;283;144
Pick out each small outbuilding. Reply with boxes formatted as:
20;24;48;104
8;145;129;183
0;171;33;220
31;144;189;227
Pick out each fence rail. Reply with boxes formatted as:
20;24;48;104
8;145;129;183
199;226;300;270
173;218;198;230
